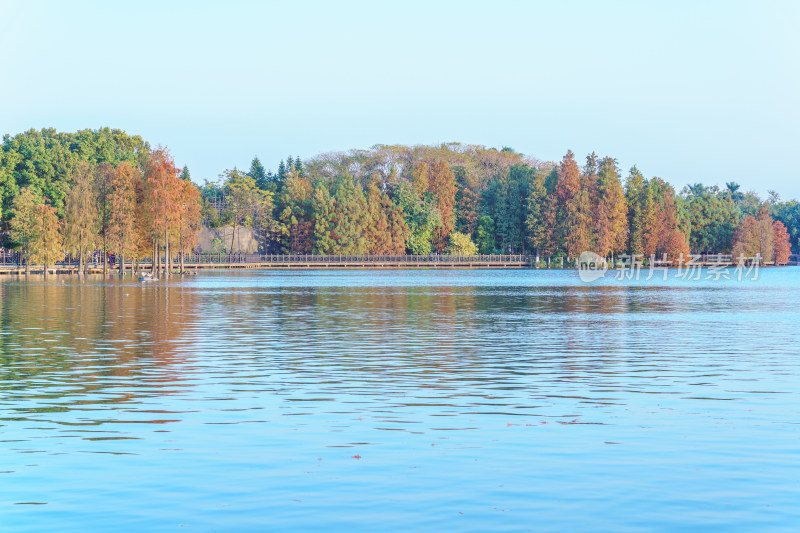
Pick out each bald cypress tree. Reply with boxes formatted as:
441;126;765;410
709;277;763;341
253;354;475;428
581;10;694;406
9;187;40;274
428;160;456;252
365;174;392;254
108;161;141;277
454;165;479;237
554;150;591;257
384;191;409;254
595;156;628;258
525;169;548;258
279;168;314;253
30;201;62;277
312;182;336;254
63;161;99;276
331;175;368;254
626;166;646;255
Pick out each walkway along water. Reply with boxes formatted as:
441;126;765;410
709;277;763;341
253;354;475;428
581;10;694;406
0;253;789;275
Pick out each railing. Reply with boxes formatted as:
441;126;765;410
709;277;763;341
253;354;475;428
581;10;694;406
697;253;732;263
178;253;529;265
3;252;776;269
1;251;21;266
0;253;530;269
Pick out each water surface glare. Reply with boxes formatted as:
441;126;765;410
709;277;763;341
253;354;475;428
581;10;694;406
1;269;799;532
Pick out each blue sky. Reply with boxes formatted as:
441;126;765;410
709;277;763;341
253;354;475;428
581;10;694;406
1;0;798;199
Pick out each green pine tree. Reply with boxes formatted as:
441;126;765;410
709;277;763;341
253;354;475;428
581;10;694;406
248;157;268;190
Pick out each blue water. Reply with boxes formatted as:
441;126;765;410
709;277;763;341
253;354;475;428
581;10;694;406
1;268;799;531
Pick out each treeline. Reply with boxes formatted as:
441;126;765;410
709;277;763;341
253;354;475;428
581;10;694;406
202;144;798;262
0;128;202;275
2;130;798;266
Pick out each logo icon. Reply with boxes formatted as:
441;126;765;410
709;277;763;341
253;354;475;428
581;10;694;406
577;251;608;282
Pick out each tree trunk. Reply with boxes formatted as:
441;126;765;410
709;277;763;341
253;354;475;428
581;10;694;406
102;235;107;275
120;251;125;278
78;245;84;278
180;250;184;274
230;221;236;254
164;229;170;278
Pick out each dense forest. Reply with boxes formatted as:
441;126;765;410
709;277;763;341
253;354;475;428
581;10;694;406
0;128;200;274
1;128;797;269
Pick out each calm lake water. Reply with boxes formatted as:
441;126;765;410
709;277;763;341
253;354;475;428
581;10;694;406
2;268;799;532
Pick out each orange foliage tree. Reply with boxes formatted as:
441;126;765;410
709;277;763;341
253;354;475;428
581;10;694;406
176;179;203;273
555;151;592;258
144;147;182;276
732;205;775;262
773;221;791;265
428;160;456;252
107;161;141;276
642;178;690;261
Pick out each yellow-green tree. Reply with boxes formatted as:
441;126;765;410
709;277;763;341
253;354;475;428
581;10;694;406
63;161;99;276
446;231;478;255
410;162;429;197
8;187;39;274
30;202;63;277
223;170;265;253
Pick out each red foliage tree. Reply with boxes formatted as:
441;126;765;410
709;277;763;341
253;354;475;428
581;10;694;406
773;220;792;265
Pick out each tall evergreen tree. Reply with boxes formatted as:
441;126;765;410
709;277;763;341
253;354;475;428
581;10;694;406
277;160;287;183
248;157;268;190
493;165;532;253
179;165;191;181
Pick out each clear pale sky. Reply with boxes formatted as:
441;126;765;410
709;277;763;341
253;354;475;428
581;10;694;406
1;0;798;199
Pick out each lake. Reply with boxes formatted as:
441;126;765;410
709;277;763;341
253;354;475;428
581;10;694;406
2;268;799;532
